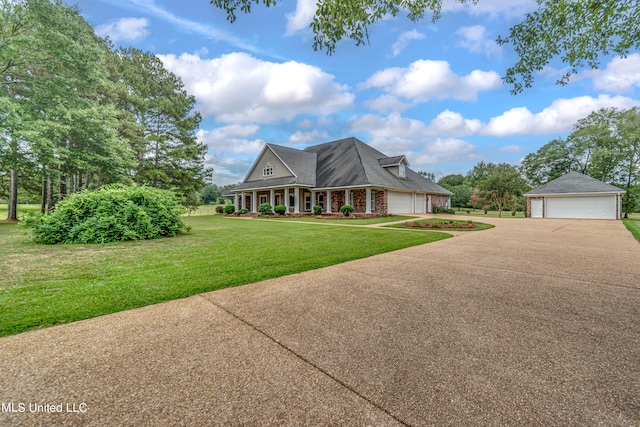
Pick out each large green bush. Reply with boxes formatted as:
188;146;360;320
23;185;188;244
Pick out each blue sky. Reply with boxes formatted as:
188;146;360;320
75;0;640;185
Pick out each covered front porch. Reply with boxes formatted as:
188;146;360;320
233;186;385;215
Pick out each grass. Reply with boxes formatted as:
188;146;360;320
623;219;640;243
253;215;416;225
0;215;451;337
386;218;495;232
445;208;526;218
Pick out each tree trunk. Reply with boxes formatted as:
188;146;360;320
7;169;18;221
47;176;55;212
59;173;67;201
84;170;91;190
77;172;83;191
96;174;101;189
40;177;47;214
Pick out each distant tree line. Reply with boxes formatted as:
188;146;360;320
435;107;640;218
0;0;209;220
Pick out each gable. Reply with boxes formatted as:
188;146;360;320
525;171;625;196
245;146;294;182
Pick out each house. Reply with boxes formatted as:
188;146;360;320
230;137;452;215
524;171;626;220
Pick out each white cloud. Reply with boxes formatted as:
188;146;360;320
360;59;502;102
586;54;640;93
442;0;536;18
349;110;481;138
364;95;414;113
456;25;501;57
205;154;253;185
411;138;480;164
197;128;265;155
286;0;317;35
287;130;329;145
157;52;354;123
483;95;640;136
391;30;426;56
427;110;483;137
95;17;150;42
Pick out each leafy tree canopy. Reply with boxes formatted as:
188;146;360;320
209;0;640;93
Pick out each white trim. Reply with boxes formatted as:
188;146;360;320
525;191;625;197
252;190;258;213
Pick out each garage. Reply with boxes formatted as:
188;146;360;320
415;193;426;214
545;195;616;219
525;171;625;220
388;191;413;214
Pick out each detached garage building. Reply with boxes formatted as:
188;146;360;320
525;171;625;220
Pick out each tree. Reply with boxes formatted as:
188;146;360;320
437;174;465;191
417;170;435;181
522;138;575;187
449;184;473;210
475;163;529;217
615;108;640;218
114;48;209;198
210;0;640;94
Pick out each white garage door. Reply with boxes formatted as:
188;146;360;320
545;196;616;219
415;193;426;214
388;191;413;213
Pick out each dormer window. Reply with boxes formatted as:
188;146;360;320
399;163;406;178
263;163;273;177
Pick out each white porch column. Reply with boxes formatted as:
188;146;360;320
428;195;432;213
284;188;290;212
326;190;332;213
252;190;258;213
294;187;300;214
365;187;372;214
241;192;246;210
269;189;275;212
311;191;316;210
234;193;239;209
345;189;350;207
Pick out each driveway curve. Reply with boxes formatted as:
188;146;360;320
1;217;639;426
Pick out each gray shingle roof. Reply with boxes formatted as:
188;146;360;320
232;136;451;195
524;171;625;195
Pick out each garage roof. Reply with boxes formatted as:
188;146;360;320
524;171;625;196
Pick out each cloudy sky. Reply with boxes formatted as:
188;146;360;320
76;0;640;184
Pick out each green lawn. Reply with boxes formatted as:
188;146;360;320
0;204;41;220
0;215;451;337
253;215;416;225
386;218;495;232
623;219;640;243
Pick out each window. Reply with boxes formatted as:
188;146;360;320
263;163;273;177
399;163;406;178
260;195;267;204
304;193;312;211
318;194;325;208
371;191;376;210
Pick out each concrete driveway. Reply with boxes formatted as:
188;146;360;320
1;217;639;426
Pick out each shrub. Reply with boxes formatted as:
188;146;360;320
433;207;455;214
224;205;235;214
258;203;273;215
22;184;188;244
274;205;287;215
236;208;249;215
313;205;322;215
340;205;354;216
215;205;224;214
